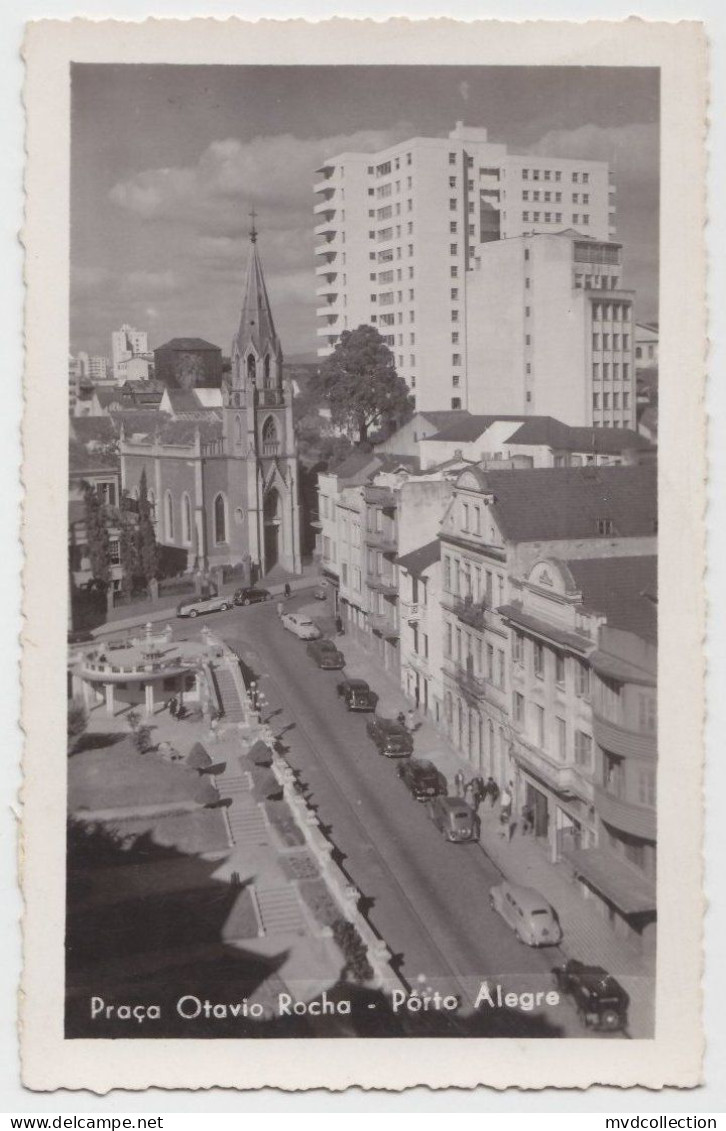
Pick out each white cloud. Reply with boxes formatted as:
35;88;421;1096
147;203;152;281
121;269;180;295
108;125;414;229
529;122;658;186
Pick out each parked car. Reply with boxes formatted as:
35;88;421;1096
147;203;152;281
313;586;327;600
489;881;562;947
336;678;378;712
365;717;413;757
280;611;322;640
233;586;271;606
552;960;630;1032
397;758;446;801
306;638;345;669
428;794;478;841
176;593;231;618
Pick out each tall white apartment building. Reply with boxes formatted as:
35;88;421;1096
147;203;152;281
465;231;636;429
111;323;149;382
314;122;615;412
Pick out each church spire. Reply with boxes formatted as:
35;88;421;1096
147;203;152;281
233;221;281;365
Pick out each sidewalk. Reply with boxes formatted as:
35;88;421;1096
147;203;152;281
301;601;655;1037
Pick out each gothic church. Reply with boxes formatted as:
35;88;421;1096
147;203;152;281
120;229;301;577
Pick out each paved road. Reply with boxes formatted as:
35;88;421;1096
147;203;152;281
178;596;589;1037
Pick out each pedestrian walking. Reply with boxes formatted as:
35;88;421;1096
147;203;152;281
284;582;291;599
472;774;486;810
335;615;344;636
507;819;517;841
276;600;284;618
397;711;406;728
454;769;466;797
167;695;178;719
499;784;512;823
485;776;499;806
406;709;415;732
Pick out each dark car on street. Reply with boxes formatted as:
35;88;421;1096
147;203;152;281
233;586;271;606
397;758;446;801
365;717;414;757
306;638;346;669
336;678;378;712
428;795;479;842
552;960;630;1032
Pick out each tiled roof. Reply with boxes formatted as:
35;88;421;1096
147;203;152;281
111;410;172;437
470;464;657;543
507;418;652;453
157;419;223;445
567;556;657;643
396;540;440;575
417;410;471;428
155;338;221;352
427;415;528;443
330;449;380;480
93;387;124;407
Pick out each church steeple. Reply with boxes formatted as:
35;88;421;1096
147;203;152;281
232;218;283;380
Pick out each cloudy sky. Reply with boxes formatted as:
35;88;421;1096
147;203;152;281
71;65;659;360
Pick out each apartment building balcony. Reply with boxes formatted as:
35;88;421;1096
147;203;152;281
314;196;336;213
315;221;338;239
316;303;342;318
401;601;427;625
314;244;338;261
592;710;656;762
363;486;396;511
365;571;398;596
443;657;487;703
368;612;399;640
364;528;398;553
441;592;489;632
316;317;340;336
406;649;429;676
593;783;656;841
316;283;339;299
512;736;591;802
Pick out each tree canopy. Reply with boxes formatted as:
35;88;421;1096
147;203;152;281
313;325;414;443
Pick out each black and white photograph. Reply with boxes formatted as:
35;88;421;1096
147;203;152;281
20;16;706;1093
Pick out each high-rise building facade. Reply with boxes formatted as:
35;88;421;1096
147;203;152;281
465;231;636;429
314;123;615;413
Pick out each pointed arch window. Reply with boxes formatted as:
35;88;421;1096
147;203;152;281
263;355;271;387
181;493;192;545
214;493;228;545
164;491;174;541
246;354;257;383
235;414;243;444
262;416;279;457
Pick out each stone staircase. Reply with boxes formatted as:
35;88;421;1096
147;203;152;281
255;884;306;936
227;802;271;849
213;664;247;723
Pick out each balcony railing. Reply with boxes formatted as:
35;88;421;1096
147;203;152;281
512;739;591;800
368;612;399;638
443;657;487;702
402;601;426;624
366;572;398;596
262;441;280;457
442;593;488;631
364;528;398;553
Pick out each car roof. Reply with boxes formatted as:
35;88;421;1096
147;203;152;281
439;796;472;812
345;678;369;689
503;883;553;913
409;758;437;771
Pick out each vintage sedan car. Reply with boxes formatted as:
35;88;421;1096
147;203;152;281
428;794;478;840
306;638;346;669
552;960;629;1031
280;611;322;640
313;585;328;601
489;881;562;947
397;758;446;801
365;717;413;757
233;586;271;606
176;593;232;618
336;678;378;712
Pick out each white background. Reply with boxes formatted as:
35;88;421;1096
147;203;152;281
2;0;723;1115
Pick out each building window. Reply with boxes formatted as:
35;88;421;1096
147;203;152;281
513;692;525;726
534;704;545;748
638;692;657;733
451;397;461;409
108;539;120;567
451;266;458;278
450;244;458;255
451;310;459;322
555;653;566;688
164;490;174;541
214;493;227;544
449;221;458;234
533;641;544;679
452;374;460;387
575;661;590;699
452;353;461;365
574;730;592;769
556;717;567;761
181;493;192;544
512;630;524;665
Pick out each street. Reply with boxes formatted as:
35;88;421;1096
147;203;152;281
179;594;597;1038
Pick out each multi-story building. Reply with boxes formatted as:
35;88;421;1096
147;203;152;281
465;232;636;428
635;322;659;368
314;121;614;410
112;324;149;382
436;464;657;783
397;540;443;722
76;353;110;383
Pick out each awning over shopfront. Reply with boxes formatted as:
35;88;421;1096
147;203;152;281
562;845;656;915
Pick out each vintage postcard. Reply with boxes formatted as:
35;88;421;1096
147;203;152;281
21;18;706;1091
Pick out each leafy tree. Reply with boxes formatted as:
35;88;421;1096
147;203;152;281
313;325;414;443
118;509;139;596
67;700;88;743
136;469;159;583
82;482;111;587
